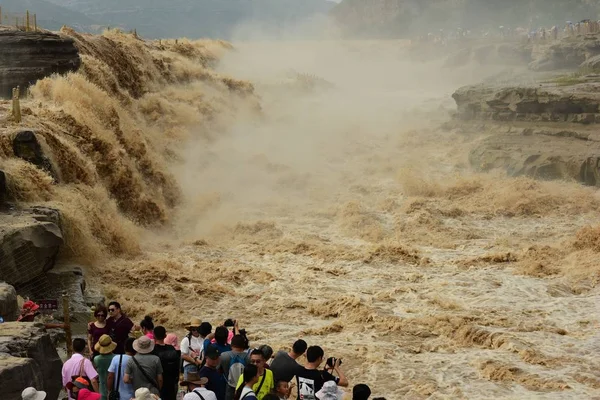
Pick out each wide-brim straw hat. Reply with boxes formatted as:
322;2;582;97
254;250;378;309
134;388;158;400
186;317;202;330
180;372;208;387
21;387;47;400
316;381;344;400
133;335;155;354
94;334;117;354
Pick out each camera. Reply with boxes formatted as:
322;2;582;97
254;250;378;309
326;357;342;368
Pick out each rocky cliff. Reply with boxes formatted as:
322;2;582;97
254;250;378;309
0;323;63;400
0;28;80;98
451;76;600;185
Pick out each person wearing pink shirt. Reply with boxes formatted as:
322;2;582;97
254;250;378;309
62;339;99;398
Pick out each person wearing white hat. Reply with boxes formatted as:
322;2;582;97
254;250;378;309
124;336;163;397
21;387;46;400
133;387;159;400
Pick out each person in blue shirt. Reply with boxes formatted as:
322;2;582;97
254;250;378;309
107;338;136;400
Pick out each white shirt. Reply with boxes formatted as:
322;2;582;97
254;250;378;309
183;388;217;400
180;335;204;367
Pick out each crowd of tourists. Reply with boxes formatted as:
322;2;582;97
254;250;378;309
415;19;600;46
21;301;383;400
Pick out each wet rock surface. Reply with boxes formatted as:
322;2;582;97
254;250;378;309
0;28;81;98
0;322;63;400
0;207;63;287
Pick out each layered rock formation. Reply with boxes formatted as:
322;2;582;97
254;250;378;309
453;76;600;185
0;322;63;400
529;34;600;71
0;28;80;98
453;80;600;123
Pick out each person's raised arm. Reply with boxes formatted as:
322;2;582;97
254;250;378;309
334;359;348;387
123;373;131;384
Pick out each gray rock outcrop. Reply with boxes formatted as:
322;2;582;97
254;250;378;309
469;129;600;185
12;131;57;180
452;80;600;123
529;34;600;71
0;322;63;400
0;282;18;322
0;207;63;287
0;28;81;98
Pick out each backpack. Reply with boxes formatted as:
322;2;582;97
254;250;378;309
158;346;181;378
227;352;247;387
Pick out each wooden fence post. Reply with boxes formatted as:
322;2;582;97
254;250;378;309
62;294;73;357
34;14;37;31
26;10;30;32
0;7;2;25
12;87;22;123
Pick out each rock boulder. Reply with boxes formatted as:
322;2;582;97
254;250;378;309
12;131;57;180
0;28;80;98
0;207;63;287
0;282;18;322
0;322;63;400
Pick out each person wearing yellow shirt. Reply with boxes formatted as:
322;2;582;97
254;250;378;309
236;349;274;400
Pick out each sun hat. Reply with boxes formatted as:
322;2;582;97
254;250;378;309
21;387;46;400
187;317;202;330
133;335;155;354
66;377;91;391
180;372;209;387
94;334;117;354
316;381;344;400
134;388;159;400
22;300;40;312
165;333;180;350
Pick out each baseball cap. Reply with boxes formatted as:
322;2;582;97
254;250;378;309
204;344;221;359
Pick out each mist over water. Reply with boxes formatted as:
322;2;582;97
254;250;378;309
3;24;600;398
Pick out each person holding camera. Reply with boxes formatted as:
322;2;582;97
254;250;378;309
295;346;347;400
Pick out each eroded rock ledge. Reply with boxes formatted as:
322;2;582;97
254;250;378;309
0;28;80;98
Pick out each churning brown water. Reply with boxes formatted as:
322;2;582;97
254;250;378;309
2;32;600;398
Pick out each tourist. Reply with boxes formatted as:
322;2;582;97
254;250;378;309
88;305;111;359
181;317;204;379
106;302;134;355
107;338;136;400
21;387;46;400
181;372;217;400
236;349;274;400
234;364;259;400
258;345;274;366
315;381;344;400
62;338;100;398
352;384;371;400
152;325;181;400
198;321;213;350
212;326;233;353
124;336;163;396
17;300;40;322
272;380;292;400
140;316;155;340
270;340;307;383
93;334;117;400
165;333;180;350
295;346;348;400
221;335;250;400
66;377;102;400
133;388;159;400
199;344;227;400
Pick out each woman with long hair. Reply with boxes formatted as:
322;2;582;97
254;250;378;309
234;364;259;400
88;305;110;358
140;315;155;340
